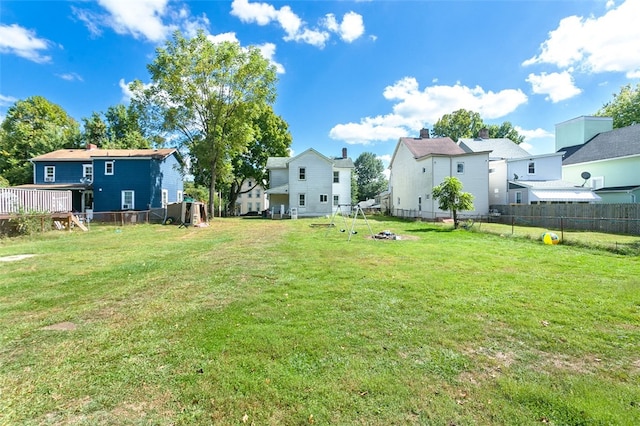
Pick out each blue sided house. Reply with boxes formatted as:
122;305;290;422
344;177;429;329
23;144;184;214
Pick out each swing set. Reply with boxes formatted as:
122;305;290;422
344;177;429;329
325;204;375;241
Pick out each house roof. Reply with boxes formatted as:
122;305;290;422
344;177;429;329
400;136;465;159
562;124;640;165
594;185;640;192
31;148;178;161
266;148;354;169
530;190;601;202
458;138;530;160
265;183;288;195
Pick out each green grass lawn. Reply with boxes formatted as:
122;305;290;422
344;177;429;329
1;217;639;425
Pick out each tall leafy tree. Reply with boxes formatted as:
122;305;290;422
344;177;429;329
596;83;640;128
82;112;108;147
354;152;387;201
0;96;80;185
432;109;524;143
486;121;525;144
130;30;277;216
104;104;152;148
432;176;474;229
226;106;292;214
431;109;483;142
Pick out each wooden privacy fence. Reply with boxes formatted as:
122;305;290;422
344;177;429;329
0;188;72;215
491;204;640;235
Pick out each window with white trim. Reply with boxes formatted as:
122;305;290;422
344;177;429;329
333;171;339;183
177;190;183;202
105;161;114;175
121;190;134;210
456;162;465;174
299;167;306;180
528;161;536;175
83;164;93;182
299;193;306;207
320;194;328;203
161;189;168;208
515;191;522;204
333;195;339;206
44;166;55;182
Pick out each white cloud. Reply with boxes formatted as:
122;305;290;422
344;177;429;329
526;71;582;103
256;43;285;74
57;72;84;82
524;0;640;78
0;23;52;63
330;77;528;145
0;94;18;107
230;0;364;48
515;126;554;141
207;32;240;44
96;0;174;42
324;11;365;43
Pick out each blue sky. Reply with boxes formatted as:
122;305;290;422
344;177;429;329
2;0;639;171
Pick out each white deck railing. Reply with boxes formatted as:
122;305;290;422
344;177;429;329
0;188;72;214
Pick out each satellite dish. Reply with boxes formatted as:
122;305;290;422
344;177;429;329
581;171;591;180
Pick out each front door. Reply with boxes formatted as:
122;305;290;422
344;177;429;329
82;190;94;219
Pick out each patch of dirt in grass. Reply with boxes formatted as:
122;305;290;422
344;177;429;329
41;321;77;331
0;254;36;262
461;347;518;383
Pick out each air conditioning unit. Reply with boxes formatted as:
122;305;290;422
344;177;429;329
44;177;54;182
122;204;130;210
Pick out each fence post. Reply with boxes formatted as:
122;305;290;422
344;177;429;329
560;216;564;242
511;215;515;234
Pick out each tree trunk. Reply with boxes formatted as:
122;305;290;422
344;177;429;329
208;161;217;218
452;209;458;228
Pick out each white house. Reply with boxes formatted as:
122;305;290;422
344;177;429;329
557;116;640;203
389;130;490;219
235;180;268;215
266;148;354;218
459;134;600;205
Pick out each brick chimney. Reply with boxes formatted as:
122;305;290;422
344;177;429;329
86;143;97;150
478;128;489;139
419;128;430;138
342;147;347;158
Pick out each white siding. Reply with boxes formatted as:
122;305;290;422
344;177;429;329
389;142;489;218
288;151;334;217
270;168;288;187
332;167;352;208
508;154;563;181
489;160;508;205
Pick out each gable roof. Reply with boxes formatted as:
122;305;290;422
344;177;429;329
31;148;178;161
266;148;354;169
458;138;530;160
562;124;640;165
400;136;464;159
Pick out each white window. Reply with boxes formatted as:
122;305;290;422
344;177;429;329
333;195;339;206
255;189;260;198
105;161;114;175
44;166;55;182
121;190;134;210
422;167;426;173
247;202;252;211
83;164;93;182
320;194;328;203
456;162;465;174
515;191;522;204
256;202;260;211
418;196;422;211
299;167;306;180
177;190;183;202
299;193;306;207
333;171;339;183
528;161;536;175
247;191;252;198
161;189;168;208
